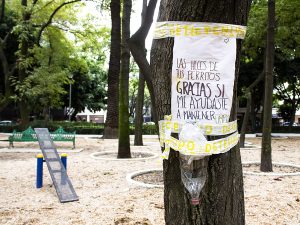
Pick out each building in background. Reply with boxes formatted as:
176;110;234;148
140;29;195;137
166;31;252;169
76;108;106;123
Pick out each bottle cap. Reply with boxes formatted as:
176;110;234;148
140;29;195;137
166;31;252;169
191;198;200;205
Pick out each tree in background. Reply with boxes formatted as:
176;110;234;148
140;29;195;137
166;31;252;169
129;73;151;120
238;0;300;139
133;0;147;146
0;1;18;112
118;0;132;158
238;0;268;145
65;21;110;119
0;0;109;122
150;0;251;223
261;0;275;172
274;0;300;128
274;59;300;128
0;0;81;124
103;0;121;138
128;0;158;124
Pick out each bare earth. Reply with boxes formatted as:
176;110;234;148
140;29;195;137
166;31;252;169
0;134;299;225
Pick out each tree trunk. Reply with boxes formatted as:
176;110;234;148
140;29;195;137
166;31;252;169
288;102;296;132
261;0;275;172
19;0;30;127
134;0;147;146
134;73;145;146
0;40;13;111
118;0;132;158
103;0;121;139
250;92;256;132
19;100;30;128
150;0;251;224
128;0;158;124
240;94;251;148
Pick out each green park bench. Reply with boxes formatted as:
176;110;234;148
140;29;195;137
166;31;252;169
9;126;76;148
50;126;76;149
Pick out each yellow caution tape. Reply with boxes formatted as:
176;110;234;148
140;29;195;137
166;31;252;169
158;116;239;159
160;131;239;159
159;119;238;136
154;22;247;39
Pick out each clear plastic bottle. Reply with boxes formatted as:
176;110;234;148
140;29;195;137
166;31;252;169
179;154;208;205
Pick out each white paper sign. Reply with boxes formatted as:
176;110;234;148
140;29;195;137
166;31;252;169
171;35;237;124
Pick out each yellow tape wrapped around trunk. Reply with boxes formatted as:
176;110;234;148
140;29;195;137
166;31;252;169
159;118;239;159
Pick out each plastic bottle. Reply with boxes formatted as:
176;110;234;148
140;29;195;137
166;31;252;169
179;154;207;205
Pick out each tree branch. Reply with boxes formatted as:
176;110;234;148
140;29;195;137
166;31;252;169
128;0;158;123
36;0;81;45
130;0;157;41
275;85;292;102
32;0;39;6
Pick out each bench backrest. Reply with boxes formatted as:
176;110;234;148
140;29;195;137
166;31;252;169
21;127;37;140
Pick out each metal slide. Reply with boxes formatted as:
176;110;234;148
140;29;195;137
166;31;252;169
35;128;79;203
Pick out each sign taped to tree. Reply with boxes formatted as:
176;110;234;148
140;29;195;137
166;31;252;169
154;22;246;157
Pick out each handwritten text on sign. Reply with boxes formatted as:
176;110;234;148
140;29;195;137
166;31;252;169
171;36;237;123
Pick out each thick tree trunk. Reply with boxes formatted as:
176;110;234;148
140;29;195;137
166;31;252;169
150;0;251;224
261;0;275;172
103;0;121;139
117;0;132;158
134;0;147;146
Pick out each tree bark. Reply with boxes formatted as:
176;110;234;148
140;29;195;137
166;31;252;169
103;0;121;139
134;0;147;146
261;0;275;172
150;0;251;224
117;0;132;158
134;72;145;146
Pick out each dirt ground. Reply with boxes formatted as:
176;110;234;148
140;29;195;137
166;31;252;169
0;134;299;225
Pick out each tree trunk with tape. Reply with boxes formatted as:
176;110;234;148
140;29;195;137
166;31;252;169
150;0;251;224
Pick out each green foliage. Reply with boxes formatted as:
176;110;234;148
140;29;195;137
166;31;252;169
243;0;300;61
242;0;267;61
276;0;300;58
239;0;300;116
274;58;300;122
1;0;110;119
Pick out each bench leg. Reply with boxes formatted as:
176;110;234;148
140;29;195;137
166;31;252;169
9;141;13;148
73;140;75;149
